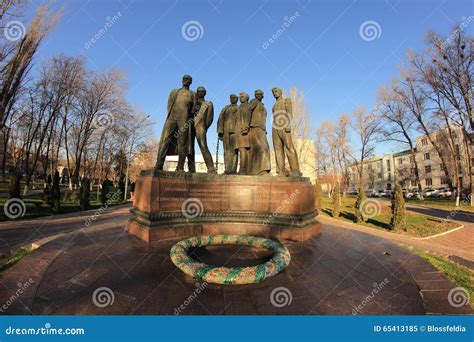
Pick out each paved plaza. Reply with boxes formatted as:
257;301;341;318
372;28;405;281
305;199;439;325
0;206;471;315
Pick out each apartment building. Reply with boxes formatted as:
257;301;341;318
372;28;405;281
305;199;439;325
415;127;473;189
348;127;474;191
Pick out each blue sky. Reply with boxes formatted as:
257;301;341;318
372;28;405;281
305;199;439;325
28;0;473;155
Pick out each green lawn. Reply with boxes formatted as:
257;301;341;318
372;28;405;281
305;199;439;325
411;248;473;310
406;198;474;213
0;188;124;222
321;196;459;238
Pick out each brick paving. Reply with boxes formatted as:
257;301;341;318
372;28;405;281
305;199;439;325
0;208;471;315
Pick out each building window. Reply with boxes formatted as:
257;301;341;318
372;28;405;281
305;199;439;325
388;173;391;180
398;158;403;166
424;153;430;160
386;159;391;171
455;145;461;160
425;178;432;186
441;177;449;185
425;165;431;173
421;138;428;146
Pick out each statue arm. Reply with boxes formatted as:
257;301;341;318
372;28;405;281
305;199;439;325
217;106;227;135
167;89;176;115
240;106;251;134
206;101;214;130
190;91;197;117
284;98;293;132
248;99;258;112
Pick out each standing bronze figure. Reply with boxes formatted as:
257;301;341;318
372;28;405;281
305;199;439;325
188;86;216;173
235;92;251;174
217;94;239;173
248;89;271;175
155;75;194;172
271;87;300;176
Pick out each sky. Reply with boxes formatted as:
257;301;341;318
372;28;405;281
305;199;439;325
25;0;474;156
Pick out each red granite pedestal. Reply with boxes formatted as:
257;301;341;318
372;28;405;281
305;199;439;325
125;170;321;242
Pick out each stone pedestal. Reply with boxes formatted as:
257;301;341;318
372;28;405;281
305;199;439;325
125;170;321;242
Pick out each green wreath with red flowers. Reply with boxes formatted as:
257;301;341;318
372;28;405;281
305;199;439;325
170;235;291;285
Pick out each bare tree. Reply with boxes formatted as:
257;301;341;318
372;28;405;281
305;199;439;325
69;68;127;187
416;28;473;206
350;106;379;190
0;3;62;127
288;88;315;176
377;81;423;198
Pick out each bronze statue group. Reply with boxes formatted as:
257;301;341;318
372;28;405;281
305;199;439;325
154;74;301;177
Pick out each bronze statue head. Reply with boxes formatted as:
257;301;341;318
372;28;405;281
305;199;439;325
255;89;264;101
272;87;282;98
239;92;249;103
182;74;192;87
230;94;238;104
196;86;206;99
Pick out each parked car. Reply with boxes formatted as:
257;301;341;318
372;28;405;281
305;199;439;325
368;190;378;198
382;190;392;198
434;188;452;198
373;189;386;198
422;188;436;197
406;188;421;199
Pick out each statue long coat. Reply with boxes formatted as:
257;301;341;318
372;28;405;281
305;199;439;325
247;99;271;175
217;104;239;150
158;87;195;156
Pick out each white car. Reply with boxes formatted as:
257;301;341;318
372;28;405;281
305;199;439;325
435;188;452;198
406;188;422;199
422;188;436;197
373;190;385;198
